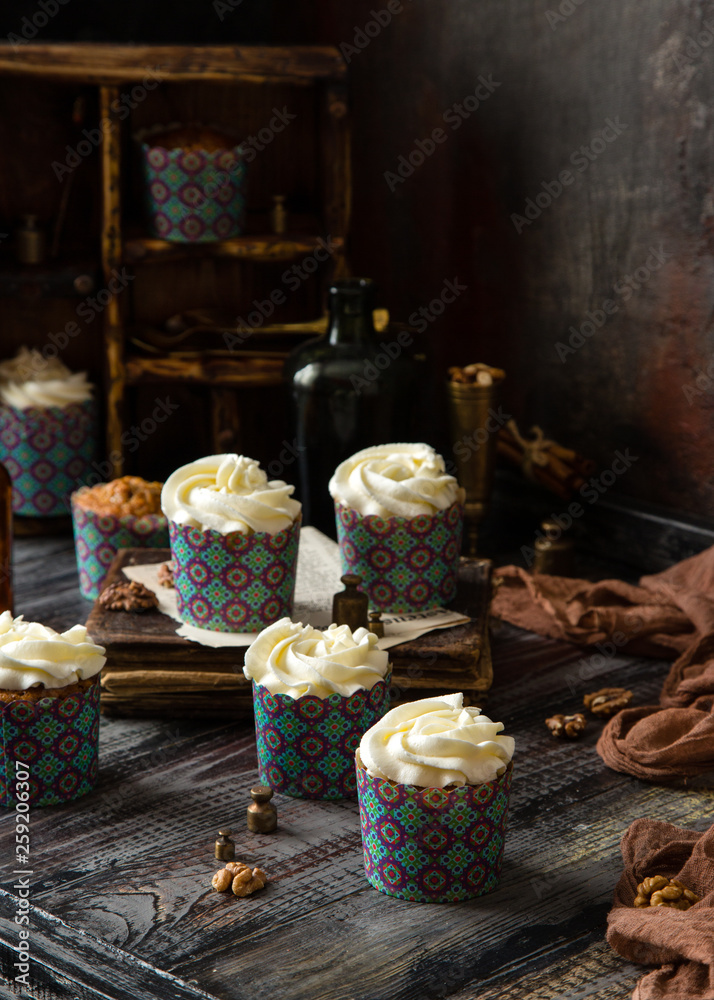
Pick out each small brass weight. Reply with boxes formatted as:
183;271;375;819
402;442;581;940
215;828;235;861
247;785;278;834
332;574;368;632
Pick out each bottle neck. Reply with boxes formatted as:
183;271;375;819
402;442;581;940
327;279;377;346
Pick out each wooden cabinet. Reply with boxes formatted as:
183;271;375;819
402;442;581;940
0;44;350;477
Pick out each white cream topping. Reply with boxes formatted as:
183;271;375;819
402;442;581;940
0;612;106;690
243;617;390;699
359;693;514;788
0;348;93;409
161;454;301;535
329;443;464;518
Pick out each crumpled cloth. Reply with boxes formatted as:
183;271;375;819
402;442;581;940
608;819;714;999
492;545;714;781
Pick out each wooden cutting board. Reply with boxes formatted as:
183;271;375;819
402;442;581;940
86;548;493;719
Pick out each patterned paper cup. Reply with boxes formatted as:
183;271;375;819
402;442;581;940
356;758;513;903
141;142;247;243
0;399;97;517
252;677;391;800
169;517;300;633
71;490;169;601
334;501;464;613
0;676;101;808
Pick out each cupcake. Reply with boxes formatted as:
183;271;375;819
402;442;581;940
244;617;391;800
0;347;96;517
0;612;106;807
162;454;301;632
71;476;168;601
329;443;465;613
356;693;514;902
140;124;247;243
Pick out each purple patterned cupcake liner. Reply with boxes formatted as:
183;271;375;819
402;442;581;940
356;758;513;903
334;501;464;613
252;677;391;800
71;491;169;601
0;399;97;517
169;517;300;633
141;142;247;243
0;676;101;808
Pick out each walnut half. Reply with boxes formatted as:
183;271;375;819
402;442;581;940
98;580;159;613
583;687;633;717
545;713;587;739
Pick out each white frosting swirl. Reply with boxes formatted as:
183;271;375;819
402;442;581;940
359;693;514;788
0;612;106;690
161;454;301;535
329;443;464;518
243;617;390;699
0;348;93;409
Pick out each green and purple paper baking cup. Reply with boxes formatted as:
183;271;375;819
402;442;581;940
334;501;464;613
169;516;300;633
141;141;247;243
0;676;101;808
71;490;169;601
0;399;97;517
252;677;391;800
356;758;513;903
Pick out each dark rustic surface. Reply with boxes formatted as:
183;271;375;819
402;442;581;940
1;533;712;999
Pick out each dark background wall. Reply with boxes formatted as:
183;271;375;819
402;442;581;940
1;0;713;520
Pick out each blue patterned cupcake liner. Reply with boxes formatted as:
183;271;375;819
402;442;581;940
356;757;513;902
169;517;300;633
0;399;97;517
71;491;169;601
252;677;391;800
334;501;464;613
0;676;101;808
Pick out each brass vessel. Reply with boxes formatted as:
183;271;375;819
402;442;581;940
446;379;502;555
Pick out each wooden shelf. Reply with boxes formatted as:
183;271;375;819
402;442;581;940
0;44;347;85
125;352;285;387
124;232;344;265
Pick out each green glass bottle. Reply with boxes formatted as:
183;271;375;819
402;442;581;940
284;278;425;535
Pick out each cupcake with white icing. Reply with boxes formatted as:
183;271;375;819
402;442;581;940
355;693;514;903
161;454;301;632
0;348;97;517
0;612;106;806
329;444;465;613
244;617;390;800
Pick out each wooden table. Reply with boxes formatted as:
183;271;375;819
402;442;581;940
1;533;711;1000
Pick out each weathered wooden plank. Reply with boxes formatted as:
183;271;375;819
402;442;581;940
0;45;346;84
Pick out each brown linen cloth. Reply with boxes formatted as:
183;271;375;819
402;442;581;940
492;546;714;781
607;818;714;999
